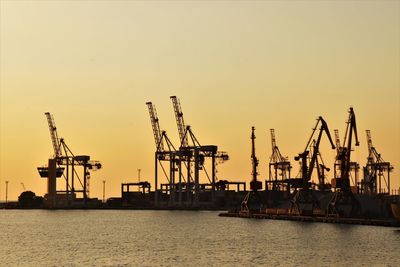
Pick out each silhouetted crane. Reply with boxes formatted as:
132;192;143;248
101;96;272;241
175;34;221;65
290;116;335;215
327;107;361;217
362;130;393;194
268;129;291;191
240;127;262;214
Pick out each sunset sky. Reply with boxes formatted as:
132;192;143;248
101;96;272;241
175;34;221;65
1;1;399;200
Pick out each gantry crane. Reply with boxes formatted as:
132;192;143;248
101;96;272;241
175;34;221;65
268;129;291;191
362;130;393;194
38;112;101;207
146;102;179;206
169;96;229;206
290;116;335;215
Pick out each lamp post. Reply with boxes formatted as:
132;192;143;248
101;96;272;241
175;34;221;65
5;181;9;204
102;180;106;203
137;169;141;192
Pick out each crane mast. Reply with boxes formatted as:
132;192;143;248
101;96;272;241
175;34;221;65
339;107;360;185
240;127;262;214
170;96;188;147
328;108;361;217
146;102;164;152
251;127;259;185
45;112;62;159
250;127;262;191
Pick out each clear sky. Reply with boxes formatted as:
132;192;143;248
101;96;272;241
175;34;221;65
1;1;399;201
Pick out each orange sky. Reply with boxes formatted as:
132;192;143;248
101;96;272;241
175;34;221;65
1;1;399;200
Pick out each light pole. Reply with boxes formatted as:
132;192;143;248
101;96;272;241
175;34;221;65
5;181;9;204
102;180;106;203
137;169;141;192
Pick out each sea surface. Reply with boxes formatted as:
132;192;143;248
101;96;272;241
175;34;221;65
0;210;399;266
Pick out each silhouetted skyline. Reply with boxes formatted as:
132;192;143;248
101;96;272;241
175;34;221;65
1;1;399;200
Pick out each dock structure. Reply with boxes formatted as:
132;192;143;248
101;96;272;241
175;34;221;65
30;105;399;227
219;212;400;227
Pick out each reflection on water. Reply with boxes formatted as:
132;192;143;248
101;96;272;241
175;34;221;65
0;210;399;266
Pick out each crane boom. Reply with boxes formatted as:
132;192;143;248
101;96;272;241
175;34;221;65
270;129;277;152
146;102;164;152
170;96;188;147
306;117;335;181
45;112;62;159
366;129;373;153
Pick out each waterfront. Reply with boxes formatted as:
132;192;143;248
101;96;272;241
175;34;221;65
0;210;399;266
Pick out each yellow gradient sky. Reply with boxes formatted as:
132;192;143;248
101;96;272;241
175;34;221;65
1;1;399;200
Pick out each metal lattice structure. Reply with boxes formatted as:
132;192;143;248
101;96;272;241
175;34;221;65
362;130;393;194
146;102;164;152
38;112;101;207
45;112;62;159
332;107;360;190
290;116;335;215
327;107;361;217
268;129;291;188
171;96;188;147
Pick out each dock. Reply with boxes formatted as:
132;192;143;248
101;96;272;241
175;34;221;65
219;212;400;227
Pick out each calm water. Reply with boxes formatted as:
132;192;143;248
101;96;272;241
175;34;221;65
0;210;399;266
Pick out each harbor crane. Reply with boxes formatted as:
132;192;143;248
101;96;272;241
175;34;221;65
311;140;331;191
240;127;262;214
38;112;101;206
362;130;393;194
333;128;360;188
170;96;229;206
146;102;179;206
290;116;335;215
292;116;335;189
328;107;361;217
331;107;359;190
268;129;291;191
